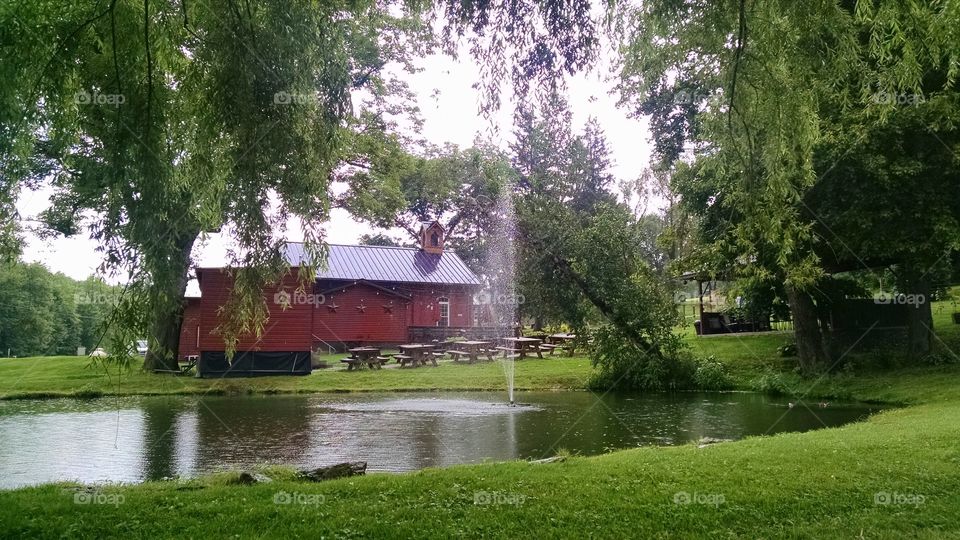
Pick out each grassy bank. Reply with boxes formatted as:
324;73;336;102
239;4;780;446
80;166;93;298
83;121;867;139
2;302;959;537
0;354;594;400
1;363;958;538
2;298;956;401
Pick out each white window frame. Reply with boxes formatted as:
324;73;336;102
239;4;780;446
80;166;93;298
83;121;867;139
437;296;450;327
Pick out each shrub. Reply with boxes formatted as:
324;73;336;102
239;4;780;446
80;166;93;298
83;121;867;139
587;325;694;391
778;342;797;357
755;371;795;395
693;356;733;390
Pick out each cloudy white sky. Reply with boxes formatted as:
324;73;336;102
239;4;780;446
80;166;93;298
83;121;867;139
15;49;653;287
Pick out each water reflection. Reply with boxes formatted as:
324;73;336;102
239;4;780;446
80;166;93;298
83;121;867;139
0;392;880;488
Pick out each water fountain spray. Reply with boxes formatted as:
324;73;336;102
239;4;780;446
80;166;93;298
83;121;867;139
483;186;518;406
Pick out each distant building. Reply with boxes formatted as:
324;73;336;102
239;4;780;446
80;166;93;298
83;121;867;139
179;221;482;374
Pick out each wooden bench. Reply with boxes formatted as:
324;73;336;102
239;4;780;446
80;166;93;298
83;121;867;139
538;344;559;356
341;357;383;370
447;350;471;361
393;354;414;367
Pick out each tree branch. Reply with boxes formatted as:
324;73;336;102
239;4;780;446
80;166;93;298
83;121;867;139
394;217;419;240
143;0;153;139
727;0;748;135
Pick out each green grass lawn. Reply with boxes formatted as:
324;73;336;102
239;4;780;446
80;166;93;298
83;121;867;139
0;354;595;400
3;296;956;401
2;300;960;537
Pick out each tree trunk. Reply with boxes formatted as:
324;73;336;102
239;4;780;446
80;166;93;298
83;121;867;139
904;280;933;358
143;231;198;372
786;284;830;372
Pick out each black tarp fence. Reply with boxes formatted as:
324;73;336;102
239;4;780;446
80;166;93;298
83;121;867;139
199;351;312;377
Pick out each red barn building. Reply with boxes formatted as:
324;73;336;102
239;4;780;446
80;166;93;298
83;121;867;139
179;222;482;376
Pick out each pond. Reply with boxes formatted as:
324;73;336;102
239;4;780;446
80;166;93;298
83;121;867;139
0;391;880;489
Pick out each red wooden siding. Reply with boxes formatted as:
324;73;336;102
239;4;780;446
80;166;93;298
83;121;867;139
178;298;201;359
187;268;480;353
196;269;313;352
408;286;474;327
312;283;409;343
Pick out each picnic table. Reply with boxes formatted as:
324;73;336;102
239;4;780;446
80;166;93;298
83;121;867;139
180;355;198;375
499;337;543;359
153;355;198;376
342;347;385;371
396;344;437;367
548;333;577;356
446;340;493;364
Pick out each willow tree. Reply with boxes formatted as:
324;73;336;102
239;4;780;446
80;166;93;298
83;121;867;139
2;1;431;369
616;0;960;370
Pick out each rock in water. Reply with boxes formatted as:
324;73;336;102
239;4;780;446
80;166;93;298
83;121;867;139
697;437;733;449
298;462;367;482
233;472;257;485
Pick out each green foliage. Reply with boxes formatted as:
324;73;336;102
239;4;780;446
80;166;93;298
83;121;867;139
506;91;689;388
343;142;515;271
692;355;733;391
2;1;436;367
358;233;404;247
617;0;960;369
436;0;598;111
754;371;799;397
589;326;690;391
0;262;119;356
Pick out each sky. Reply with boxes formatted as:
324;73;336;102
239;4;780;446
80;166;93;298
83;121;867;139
15;49;654;289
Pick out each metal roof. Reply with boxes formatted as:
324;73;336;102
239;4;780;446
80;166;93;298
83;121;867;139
283;243;481;286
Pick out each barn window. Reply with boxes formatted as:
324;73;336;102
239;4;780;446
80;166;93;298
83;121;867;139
437;296;450;327
430;232;440;247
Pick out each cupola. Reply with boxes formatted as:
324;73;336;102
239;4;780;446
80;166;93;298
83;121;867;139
419;221;445;254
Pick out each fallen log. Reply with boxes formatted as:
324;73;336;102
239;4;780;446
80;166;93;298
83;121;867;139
298;462;367;482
